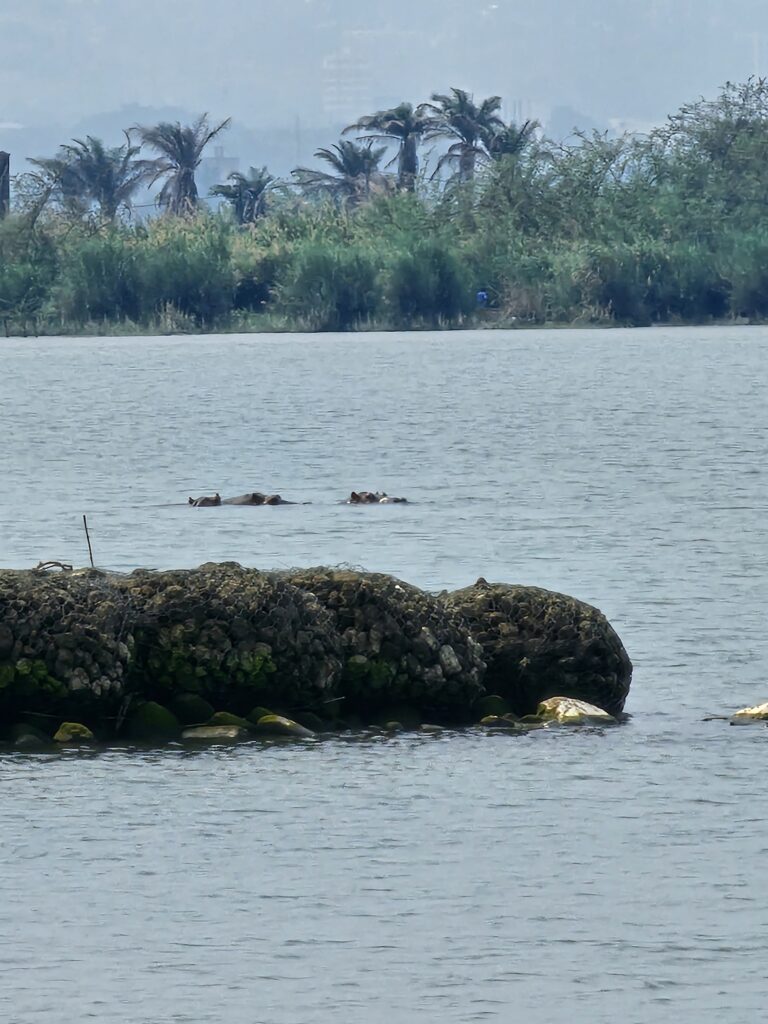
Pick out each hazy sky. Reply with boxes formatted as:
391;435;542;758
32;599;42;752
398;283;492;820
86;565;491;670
2;0;768;163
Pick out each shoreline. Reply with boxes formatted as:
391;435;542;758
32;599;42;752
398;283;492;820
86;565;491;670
2;315;761;342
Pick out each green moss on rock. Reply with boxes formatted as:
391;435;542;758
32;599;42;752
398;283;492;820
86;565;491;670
121;564;342;712
0;568;135;726
443;580;632;716
169;694;216;725
254;714;315;739
125;702;181;742
207;711;252;730
247;705;276;725
282;568;486;720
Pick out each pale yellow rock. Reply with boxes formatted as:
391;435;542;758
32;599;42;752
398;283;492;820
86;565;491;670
730;702;768;723
53;722;95;743
254;715;315;739
181;725;248;741
536;697;616;725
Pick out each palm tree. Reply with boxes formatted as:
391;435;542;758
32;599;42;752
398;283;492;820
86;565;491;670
418;88;504;182
29;133;152;221
344;102;430;192
210;166;278;224
292;140;390;209
136;114;231;215
483;119;539;162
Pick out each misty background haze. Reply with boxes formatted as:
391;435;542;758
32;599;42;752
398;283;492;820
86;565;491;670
2;0;767;177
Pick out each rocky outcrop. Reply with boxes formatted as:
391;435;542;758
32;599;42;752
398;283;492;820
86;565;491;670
442;580;632;716
119;563;342;715
0;568;134;723
0;564;633;743
280;568;486;720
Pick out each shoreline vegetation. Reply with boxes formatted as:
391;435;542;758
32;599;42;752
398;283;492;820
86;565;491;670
4;80;768;337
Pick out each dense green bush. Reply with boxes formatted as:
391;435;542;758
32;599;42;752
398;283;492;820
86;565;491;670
0;217;57;329
55;230;141;322
276;242;380;330
133;217;235;326
386;239;473;326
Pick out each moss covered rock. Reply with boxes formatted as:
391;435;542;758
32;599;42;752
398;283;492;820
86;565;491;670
0;564;635;737
207;711;252;730
169;694;216;726
0;568;135;724
10;722;52;746
120;563;342;714
247;705;276;725
253;714;315;739
283;568;486;720
54;721;95;743
443;580;631;716
125;701;181;741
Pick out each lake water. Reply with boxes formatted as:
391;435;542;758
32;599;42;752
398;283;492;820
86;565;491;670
0;327;766;1023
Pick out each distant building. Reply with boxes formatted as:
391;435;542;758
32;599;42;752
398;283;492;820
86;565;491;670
321;48;374;125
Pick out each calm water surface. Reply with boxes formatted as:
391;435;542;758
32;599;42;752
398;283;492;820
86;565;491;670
0;327;766;1023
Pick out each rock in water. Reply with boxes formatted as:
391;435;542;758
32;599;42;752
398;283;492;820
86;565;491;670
53;721;95;743
281;568;486;721
442;581;631;716
729;702;768;724
253;714;315;739
169;694;216;726
181;725;248;742
536;697;617;725
0;568;135;723
118;563;342;714
125;701;181;741
206;711;252;730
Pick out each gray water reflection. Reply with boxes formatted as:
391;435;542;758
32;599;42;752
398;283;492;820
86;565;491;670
1;327;767;1022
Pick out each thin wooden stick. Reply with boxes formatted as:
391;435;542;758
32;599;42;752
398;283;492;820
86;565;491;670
83;514;94;568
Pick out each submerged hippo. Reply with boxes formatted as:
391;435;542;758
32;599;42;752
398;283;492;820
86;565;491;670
346;491;408;504
223;492;295;505
188;493;221;507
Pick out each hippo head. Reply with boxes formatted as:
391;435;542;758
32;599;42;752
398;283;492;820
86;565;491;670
189;492;221;507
